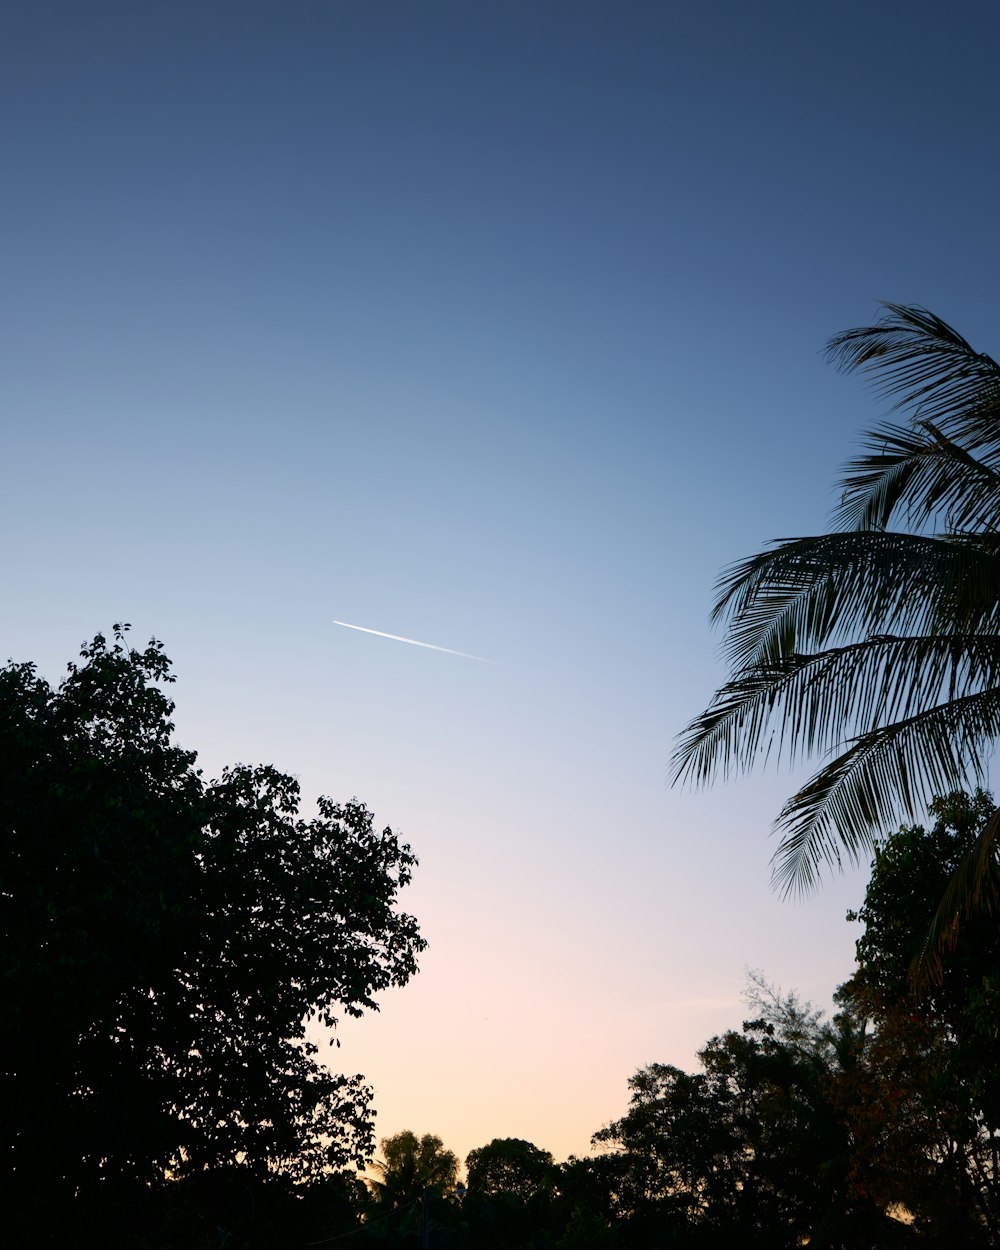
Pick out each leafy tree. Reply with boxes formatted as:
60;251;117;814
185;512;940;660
549;1155;631;1249
465;1136;555;1198
672;305;1000;917
593;986;896;1248
593;1061;731;1238
836;791;1000;1244
461;1137;556;1248
0;627;425;1242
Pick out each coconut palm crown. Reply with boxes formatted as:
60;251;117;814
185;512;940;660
672;304;1000;915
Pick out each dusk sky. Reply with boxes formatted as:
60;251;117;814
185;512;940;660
6;1;1000;1166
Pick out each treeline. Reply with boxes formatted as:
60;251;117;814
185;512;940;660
330;794;1000;1249
5;634;1000;1247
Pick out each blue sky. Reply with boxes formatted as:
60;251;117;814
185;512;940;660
5;0;1000;1163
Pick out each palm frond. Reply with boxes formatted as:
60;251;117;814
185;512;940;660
677;303;1000;918
826;304;1000;448
770;688;1000;895
712;531;1000;671
671;634;1000;789
835;418;1000;534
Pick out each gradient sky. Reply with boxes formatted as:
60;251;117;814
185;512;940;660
5;0;1000;1167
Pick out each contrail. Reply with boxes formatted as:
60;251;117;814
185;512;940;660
333;620;495;664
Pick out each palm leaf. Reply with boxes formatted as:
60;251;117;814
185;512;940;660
676;304;1000;907
826;304;1000;448
836;418;1000;534
672;634;1000;790
711;531;1000;671
770;688;1000;895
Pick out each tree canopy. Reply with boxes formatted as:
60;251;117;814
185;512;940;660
0;627;425;1242
837;791;1000;1241
465;1136;555;1198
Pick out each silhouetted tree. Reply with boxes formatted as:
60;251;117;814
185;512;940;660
363;1130;461;1246
593;986;897;1248
836;791;1000;1245
368;1131;461;1210
465;1136;555;1198
0;626;425;1245
461;1136;556;1247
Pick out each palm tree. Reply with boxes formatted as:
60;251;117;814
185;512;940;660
367;1130;460;1211
671;304;1000;963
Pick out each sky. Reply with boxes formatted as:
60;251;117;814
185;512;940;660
5;0;1000;1167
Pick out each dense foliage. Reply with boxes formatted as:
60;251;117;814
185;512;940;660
590;994;885;1249
838;790;1000;1243
465;1136;555;1198
1;628;425;1244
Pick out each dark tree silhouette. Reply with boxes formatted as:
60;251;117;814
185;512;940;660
0;626;425;1243
465;1137;555;1198
593;989;899;1248
368;1130;460;1203
838;791;1000;1244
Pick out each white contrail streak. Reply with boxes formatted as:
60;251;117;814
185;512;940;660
333;620;494;664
